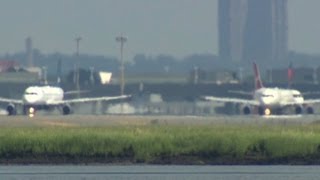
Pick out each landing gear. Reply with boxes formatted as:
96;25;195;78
23;106;36;117
258;107;271;116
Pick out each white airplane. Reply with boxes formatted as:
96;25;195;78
0;85;130;116
202;63;320;115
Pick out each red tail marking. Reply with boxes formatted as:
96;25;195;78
253;62;263;90
288;62;294;84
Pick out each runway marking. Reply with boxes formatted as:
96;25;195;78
118;120;149;126
261;115;303;119
41;121;78;127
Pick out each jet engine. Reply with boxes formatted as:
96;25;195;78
305;106;314;114
242;106;251;115
6;103;16;115
62;104;72;115
295;106;303;114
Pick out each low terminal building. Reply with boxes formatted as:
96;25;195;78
0;60;40;83
188;68;239;84
266;67;320;84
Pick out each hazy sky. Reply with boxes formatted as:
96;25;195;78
0;0;318;60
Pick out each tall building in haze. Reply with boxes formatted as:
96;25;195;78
218;0;288;68
218;0;248;63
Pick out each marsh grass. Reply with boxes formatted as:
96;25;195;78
1;124;320;164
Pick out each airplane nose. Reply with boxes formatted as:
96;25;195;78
23;95;39;103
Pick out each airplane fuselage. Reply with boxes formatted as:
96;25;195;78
253;87;304;108
23;86;64;105
202;62;316;115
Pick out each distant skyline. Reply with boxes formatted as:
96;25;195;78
0;0;318;61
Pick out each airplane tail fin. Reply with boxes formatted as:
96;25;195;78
253;62;263;90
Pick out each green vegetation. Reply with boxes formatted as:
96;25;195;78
1;124;320;164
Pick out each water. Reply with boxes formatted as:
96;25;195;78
0;165;319;180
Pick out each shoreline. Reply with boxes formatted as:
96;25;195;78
1;156;320;165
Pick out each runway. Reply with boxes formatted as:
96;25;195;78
0;114;319;127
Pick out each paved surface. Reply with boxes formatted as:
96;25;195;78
0;114;319;127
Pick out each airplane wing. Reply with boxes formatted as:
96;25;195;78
277;99;320;106
55;95;131;104
302;91;320;96
64;90;90;95
0;97;23;104
228;90;253;96
202;96;259;106
303;99;320;104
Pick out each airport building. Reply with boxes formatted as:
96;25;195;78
218;0;288;67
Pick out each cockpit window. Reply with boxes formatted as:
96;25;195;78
293;94;302;98
25;92;38;95
262;94;274;97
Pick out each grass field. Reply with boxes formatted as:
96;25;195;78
1;121;320;164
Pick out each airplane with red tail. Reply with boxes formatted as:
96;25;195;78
203;62;320;115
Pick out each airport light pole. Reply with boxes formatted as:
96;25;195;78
116;35;127;96
116;35;127;114
42;66;48;85
313;67;318;85
75;37;82;97
89;67;95;85
238;67;243;83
